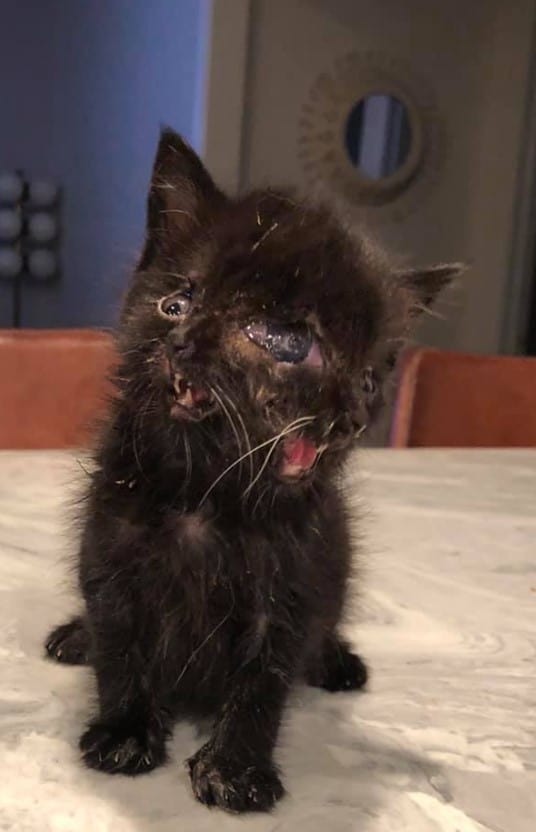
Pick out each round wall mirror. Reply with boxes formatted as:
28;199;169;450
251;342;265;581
299;53;441;214
345;94;412;181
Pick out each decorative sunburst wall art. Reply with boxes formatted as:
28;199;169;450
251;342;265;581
298;52;446;223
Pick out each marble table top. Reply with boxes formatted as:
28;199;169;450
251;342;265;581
0;449;535;832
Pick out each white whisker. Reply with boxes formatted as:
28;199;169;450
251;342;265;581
243;413;318;498
174;589;235;687
251;221;278;251
182;430;192;490
197;415;315;508
131;388;157;479
209;386;245;465
212;384;254;485
251;482;271;517
242;435;282;498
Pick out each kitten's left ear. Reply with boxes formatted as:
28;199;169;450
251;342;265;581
140;128;226;267
399;263;465;310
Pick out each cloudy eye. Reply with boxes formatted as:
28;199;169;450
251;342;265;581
158;289;192;319
245;321;323;367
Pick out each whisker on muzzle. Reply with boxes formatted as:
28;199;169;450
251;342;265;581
197;415;316;508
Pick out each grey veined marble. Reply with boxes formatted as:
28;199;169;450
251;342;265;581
0;449;535;831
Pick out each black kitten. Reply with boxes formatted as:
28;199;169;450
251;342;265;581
46;129;459;813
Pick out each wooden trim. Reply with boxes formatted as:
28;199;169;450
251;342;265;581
389;348;426;447
199;0;251;194
501;10;536;353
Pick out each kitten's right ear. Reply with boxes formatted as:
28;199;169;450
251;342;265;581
140;128;225;268
399;262;465;311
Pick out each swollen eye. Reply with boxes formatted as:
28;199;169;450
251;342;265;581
158;290;192;319
245;321;323;367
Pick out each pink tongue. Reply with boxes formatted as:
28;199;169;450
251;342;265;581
281;437;318;477
190;387;208;404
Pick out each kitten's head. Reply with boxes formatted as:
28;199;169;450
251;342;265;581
118;129;460;485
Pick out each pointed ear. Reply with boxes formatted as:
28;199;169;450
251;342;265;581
399;263;465;310
140;128;225;268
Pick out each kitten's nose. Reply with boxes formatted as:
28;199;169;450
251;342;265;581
167;325;195;360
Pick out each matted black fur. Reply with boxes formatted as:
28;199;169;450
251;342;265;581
46;129;460;813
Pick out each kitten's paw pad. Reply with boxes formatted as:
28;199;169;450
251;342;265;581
80;720;167;776
45;617;90;665
187;744;284;813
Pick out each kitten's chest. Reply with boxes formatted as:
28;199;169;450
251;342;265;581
151;508;252;595
152;509;298;616
131;505;327;692
131;490;324;613
146;515;269;669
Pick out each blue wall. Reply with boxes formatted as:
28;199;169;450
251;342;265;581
0;0;209;327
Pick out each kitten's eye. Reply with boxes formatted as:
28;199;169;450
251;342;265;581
360;366;377;395
245;321;323;367
158;290;192;319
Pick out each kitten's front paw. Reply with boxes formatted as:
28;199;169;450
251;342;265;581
45;617;91;665
80;718;167;776
187;743;284;813
307;643;368;692
322;649;368;692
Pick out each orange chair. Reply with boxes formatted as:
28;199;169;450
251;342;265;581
390;348;536;447
0;329;116;449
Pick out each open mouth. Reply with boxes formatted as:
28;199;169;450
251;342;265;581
277;435;324;481
170;374;216;421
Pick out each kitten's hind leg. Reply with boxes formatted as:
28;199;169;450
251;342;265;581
306;634;368;692
45;616;91;665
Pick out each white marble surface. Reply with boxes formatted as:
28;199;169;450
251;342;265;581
0;449;535;831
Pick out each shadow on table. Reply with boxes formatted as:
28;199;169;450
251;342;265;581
72;686;446;832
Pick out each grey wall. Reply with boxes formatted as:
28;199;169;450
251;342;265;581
0;0;209;328
240;0;535;355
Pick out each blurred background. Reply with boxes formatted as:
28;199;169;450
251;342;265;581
1;0;536;355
